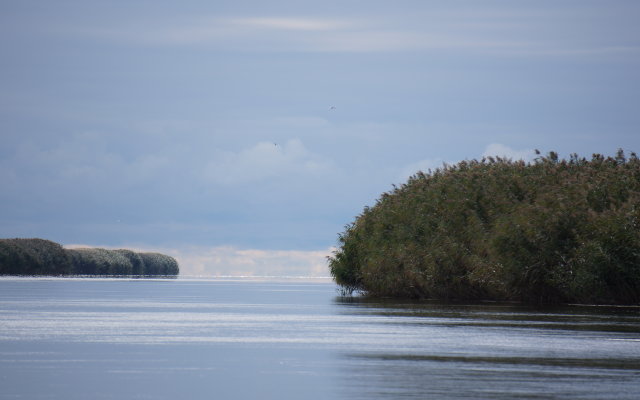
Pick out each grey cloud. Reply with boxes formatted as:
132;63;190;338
42;7;640;57
203;139;336;185
482;144;536;162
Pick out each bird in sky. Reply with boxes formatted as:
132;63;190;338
328;106;336;111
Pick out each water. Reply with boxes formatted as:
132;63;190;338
0;277;639;399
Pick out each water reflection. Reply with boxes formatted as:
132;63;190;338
1;278;638;400
333;297;640;400
335;297;640;333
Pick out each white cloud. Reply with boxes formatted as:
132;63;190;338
482;143;536;162
6;131;173;188
204;139;335;185
230;17;349;31
68;15;535;53
398;158;445;182
301;30;533;53
72;16;353;47
46;9;640;55
172;246;333;277
65;243;333;277
397;144;535;184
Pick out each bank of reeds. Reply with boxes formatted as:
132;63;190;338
329;150;640;304
0;238;179;276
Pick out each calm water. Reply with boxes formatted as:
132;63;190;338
0;278;639;400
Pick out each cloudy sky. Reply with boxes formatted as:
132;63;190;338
1;1;639;276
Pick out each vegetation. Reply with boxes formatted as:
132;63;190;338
329;150;640;305
0;238;179;276
0;238;73;275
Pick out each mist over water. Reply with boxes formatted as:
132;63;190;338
1;277;639;399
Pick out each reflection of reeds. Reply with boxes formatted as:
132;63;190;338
348;353;640;371
329;150;640;305
0;238;179;276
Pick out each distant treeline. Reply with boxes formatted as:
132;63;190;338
329;150;640;305
0;238;179;276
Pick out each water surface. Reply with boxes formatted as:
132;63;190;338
0;277;638;399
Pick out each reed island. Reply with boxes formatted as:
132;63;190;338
329;150;640;305
0;238;179;276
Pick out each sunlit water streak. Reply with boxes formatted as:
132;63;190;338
0;277;638;399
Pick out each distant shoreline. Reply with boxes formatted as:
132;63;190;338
0;238;179;276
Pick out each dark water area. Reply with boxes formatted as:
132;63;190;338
0;277;638;399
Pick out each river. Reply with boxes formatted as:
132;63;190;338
0;277;638;399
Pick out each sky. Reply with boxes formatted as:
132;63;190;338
1;1;639;276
